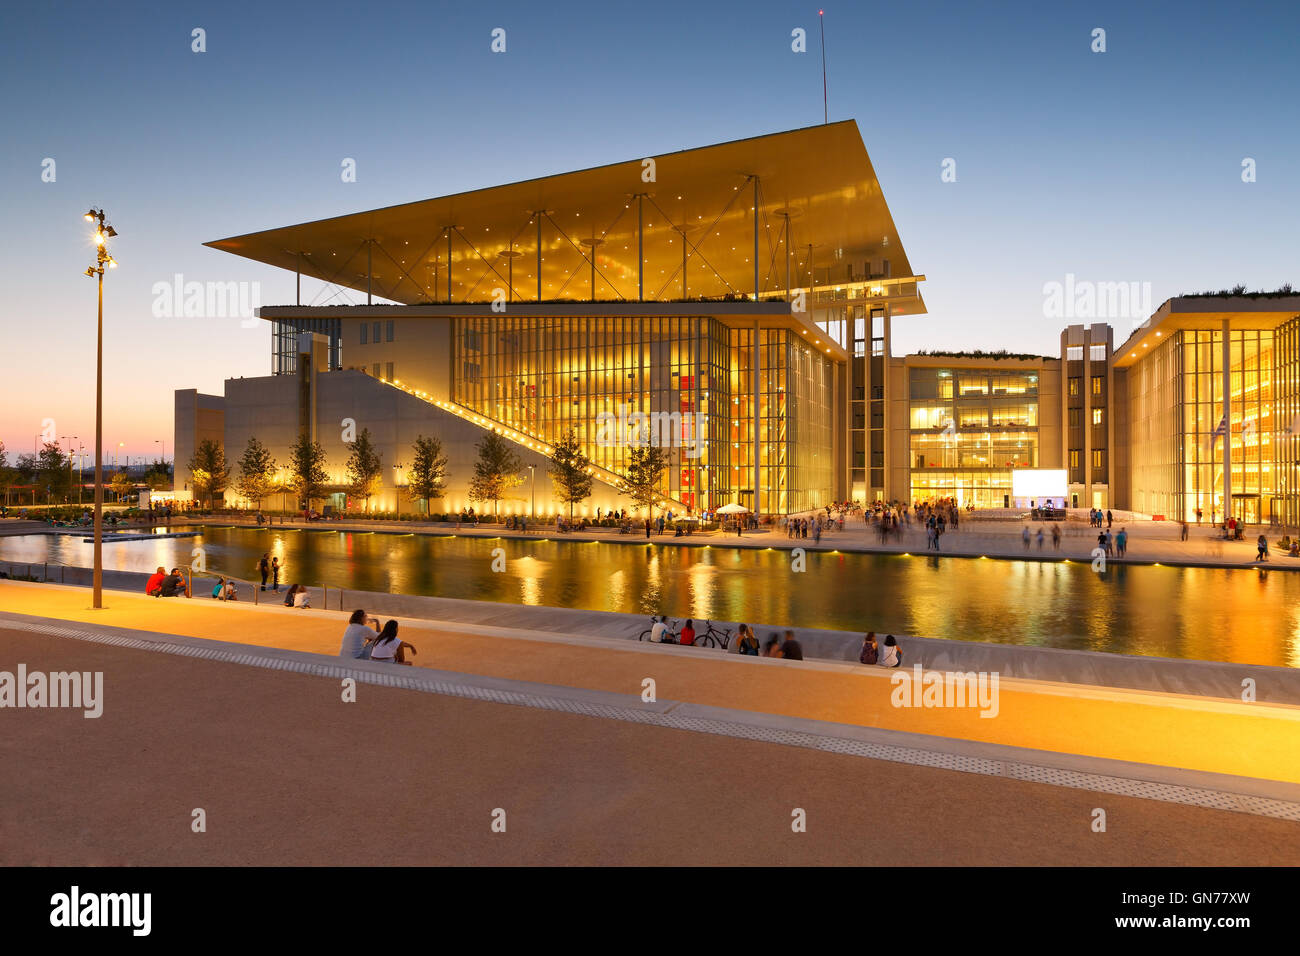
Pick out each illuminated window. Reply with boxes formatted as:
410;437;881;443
1070;449;1080;468
1092;376;1103;396
1092;408;1103;425
1068;377;1080;396
1092;449;1104;469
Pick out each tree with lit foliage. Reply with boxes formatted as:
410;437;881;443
624;445;668;519
35;442;73;503
405;435;449;514
0;441;14;506
187;439;230;509
548;429;593;520
143;458;172;491
234;436;277;511
345;428;383;512
468;431;522;517
110;469;133;502
288;433;328;510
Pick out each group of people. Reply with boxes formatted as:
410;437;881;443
924;510;961;550
1096;526;1129;558
1088;508;1114;529
784;516;827;541
646;619;806;659
859;632;902;667
338;609;418;663
257;553;282;591
145;566;189;598
1021;524;1064;550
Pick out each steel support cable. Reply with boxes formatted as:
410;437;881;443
553;201;633;299
544;213;627;301
454;226;527;302
404;231;452;302
371;239;433;302
307;239;367;306
656;177;749;297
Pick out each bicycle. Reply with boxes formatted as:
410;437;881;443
694;619;733;649
638;615;679;643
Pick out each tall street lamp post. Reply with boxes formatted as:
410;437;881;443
84;207;118;610
528;463;536;518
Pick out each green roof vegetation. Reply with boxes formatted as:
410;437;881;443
913;349;1048;361
1182;283;1295;299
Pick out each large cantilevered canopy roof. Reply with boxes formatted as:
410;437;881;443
205;120;918;306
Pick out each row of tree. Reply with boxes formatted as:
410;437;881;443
0;441;171;505
185;429;672;517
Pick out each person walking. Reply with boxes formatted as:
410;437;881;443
1106;509;1113;529
1257;533;1270;562
780;630;804;661
1180;520;1189;542
1036;527;1045;550
259;553;270;591
1116;527;1128;558
1051;524;1061;551
271;556;281;592
1022;526;1030;550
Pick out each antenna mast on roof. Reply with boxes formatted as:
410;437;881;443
819;9;828;124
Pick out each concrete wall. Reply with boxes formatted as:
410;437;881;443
339;315;453;401
174;389;225;495
223;369;633;516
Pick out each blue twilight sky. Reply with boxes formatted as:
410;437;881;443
1;0;1296;463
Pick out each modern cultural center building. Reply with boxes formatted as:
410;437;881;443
178;121;1300;525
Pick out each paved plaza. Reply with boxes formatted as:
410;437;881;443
1;576;1298;864
3;624;1299;866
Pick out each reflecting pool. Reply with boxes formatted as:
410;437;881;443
2;526;1297;667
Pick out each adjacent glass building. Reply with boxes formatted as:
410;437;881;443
905;363;1046;508
1115;299;1300;525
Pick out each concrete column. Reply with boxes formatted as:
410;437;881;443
1222;319;1232;523
1083;348;1092;507
752;177;760;302
753;320;761;516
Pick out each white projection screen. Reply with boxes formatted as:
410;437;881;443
1012;469;1067;500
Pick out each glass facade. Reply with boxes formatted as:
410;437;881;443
272;318;342;374
1131;325;1300;524
908;366;1040;507
451;315;835;515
